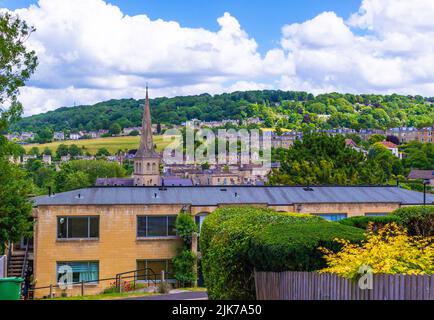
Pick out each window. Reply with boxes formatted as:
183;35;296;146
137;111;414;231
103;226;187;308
137;216;177;238
57;216;99;239
195;215;208;234
136;260;174;281
195;214;208;252
57;261;99;283
365;213;388;217
316;213;347;222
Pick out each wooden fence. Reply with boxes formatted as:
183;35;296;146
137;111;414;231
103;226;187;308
255;271;434;300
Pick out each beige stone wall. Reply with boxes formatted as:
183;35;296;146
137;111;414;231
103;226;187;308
33;201;402;298
292;202;401;217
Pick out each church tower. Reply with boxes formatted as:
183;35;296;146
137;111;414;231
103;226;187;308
133;86;161;186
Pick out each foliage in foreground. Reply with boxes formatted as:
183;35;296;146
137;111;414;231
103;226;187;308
392;206;434;237
320;223;434;280
200;207;364;300
172;211;197;284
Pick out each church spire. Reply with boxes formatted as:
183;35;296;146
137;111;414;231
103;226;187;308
135;85;158;158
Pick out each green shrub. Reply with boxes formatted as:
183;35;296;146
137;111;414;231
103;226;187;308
172;249;197;285
338;215;401;230
392;206;434;237
200;207;364;300
175;212;197;247
173;211;198;286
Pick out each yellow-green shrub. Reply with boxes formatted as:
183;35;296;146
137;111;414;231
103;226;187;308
320;223;434;280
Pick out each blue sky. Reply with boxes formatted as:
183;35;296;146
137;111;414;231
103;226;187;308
1;0;434;115
2;0;361;54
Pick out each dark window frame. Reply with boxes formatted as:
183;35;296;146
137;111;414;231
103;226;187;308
57;216;100;240
56;261;100;284
136;259;174;281
315;213;348;222
137;215;177;238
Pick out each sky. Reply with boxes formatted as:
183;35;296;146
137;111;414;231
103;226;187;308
1;0;434;116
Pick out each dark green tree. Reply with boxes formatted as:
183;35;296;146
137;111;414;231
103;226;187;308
0;157;33;253
109;122;121;135
56;144;69;158
0;13;38;131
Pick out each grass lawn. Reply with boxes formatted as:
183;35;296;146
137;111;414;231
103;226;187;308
24;135;174;155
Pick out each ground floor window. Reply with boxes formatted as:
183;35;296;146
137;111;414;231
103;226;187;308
57;261;99;284
316;213;347;222
136;260;174;281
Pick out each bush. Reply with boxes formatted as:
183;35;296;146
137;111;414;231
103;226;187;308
392;206;434;237
172;249;197;285
338;215;401;231
320;223;434;280
175;212;197;247
200;207;364;300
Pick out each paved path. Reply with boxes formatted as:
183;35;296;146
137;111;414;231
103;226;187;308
125;291;208;300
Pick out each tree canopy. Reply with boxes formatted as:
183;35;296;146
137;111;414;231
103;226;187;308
0;13;38;132
10;91;434;134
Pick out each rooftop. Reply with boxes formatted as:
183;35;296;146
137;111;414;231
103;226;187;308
33;185;433;207
408;170;434;180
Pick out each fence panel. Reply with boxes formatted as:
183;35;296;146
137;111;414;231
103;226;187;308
255;271;434;300
0;256;6;278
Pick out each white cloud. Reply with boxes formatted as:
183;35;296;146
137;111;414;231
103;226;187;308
278;0;434;94
3;0;434;115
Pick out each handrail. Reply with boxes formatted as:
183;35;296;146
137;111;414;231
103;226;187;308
115;268;160;291
21;239;30;279
27;268;170;299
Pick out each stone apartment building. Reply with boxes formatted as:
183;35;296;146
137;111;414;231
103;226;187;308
31;185;433;298
387;126;433;144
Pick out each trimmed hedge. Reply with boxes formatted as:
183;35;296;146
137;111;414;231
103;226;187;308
338;206;434;237
200;207;364;300
338;215;401;230
393;206;434;237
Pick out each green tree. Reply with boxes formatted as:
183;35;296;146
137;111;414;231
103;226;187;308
35;127;53;144
128;130;140;136
175;211;197;247
55;160;126;192
68;144;82;157
109;122;121;135
56;144;69;158
0;13;38;131
0;157;33;252
43;147;52;156
29;146;40;156
369;134;386;145
96;148;110;157
61;171;91;192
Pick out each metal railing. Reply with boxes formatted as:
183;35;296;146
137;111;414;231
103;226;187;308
21;239;30;279
26;268;174;299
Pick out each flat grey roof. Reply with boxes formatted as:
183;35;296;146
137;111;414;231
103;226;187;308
33;186;434;207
